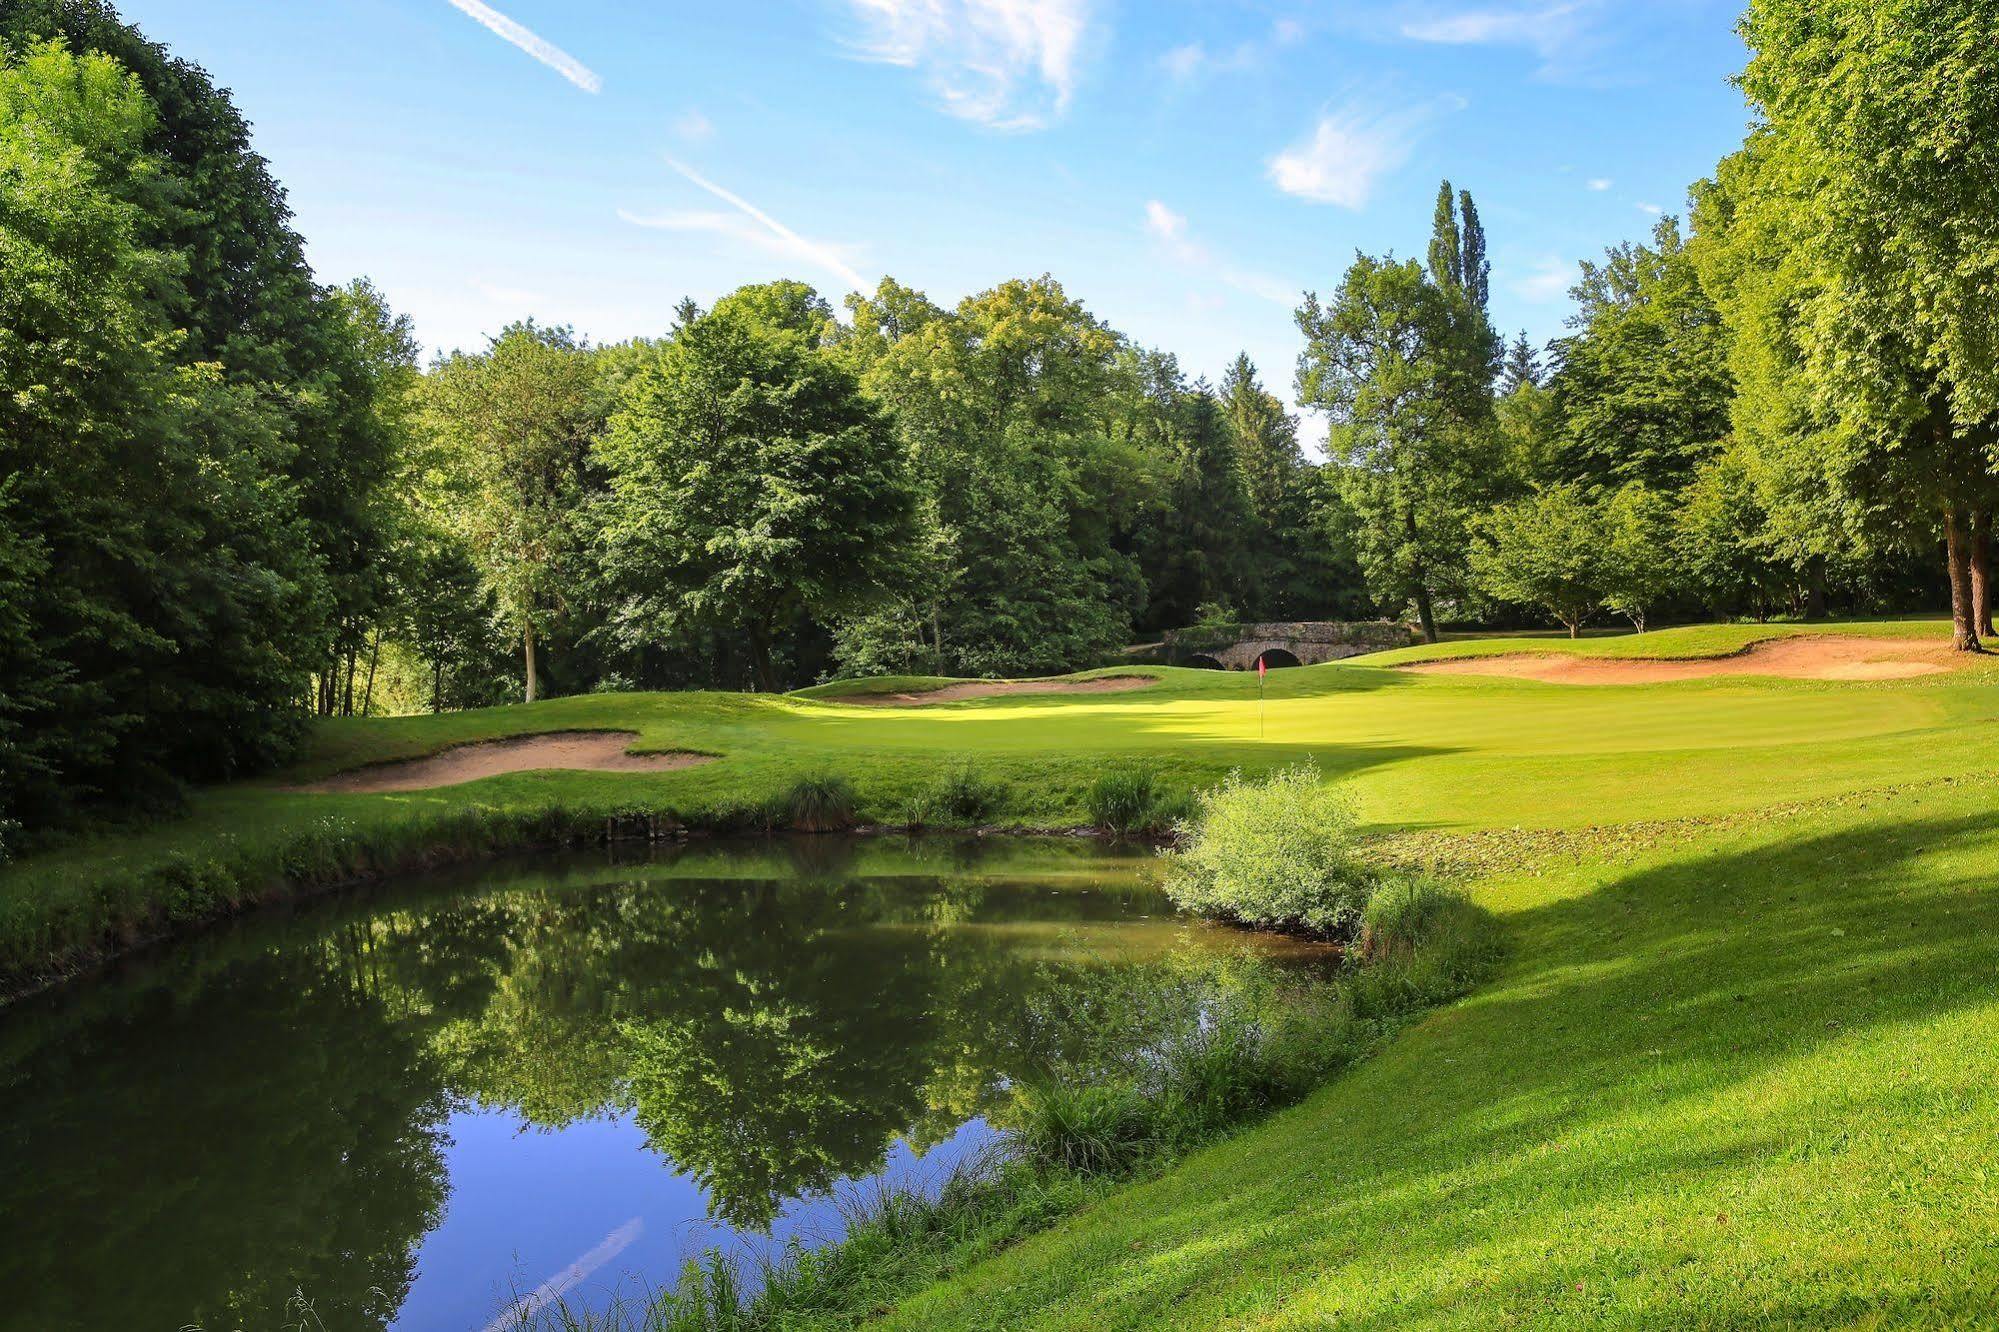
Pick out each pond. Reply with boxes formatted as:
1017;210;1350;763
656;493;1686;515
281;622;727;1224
0;836;1332;1331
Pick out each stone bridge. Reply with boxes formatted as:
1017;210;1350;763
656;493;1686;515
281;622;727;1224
1159;621;1420;671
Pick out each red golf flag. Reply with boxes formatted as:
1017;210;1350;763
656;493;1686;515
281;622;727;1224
1258;657;1267;681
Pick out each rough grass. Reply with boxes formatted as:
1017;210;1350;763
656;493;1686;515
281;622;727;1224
7;618;1998;992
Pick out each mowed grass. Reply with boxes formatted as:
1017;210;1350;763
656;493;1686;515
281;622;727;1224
876;774;1999;1328
4;618;1997;984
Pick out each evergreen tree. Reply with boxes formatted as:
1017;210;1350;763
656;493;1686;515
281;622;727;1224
1501;332;1542;394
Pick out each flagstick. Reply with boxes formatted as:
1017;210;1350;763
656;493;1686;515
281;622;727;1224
1258;656;1266;741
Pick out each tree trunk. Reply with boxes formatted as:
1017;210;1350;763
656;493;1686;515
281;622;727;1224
747;627;778;694
432;658;444;714
1805;555;1828;621
360;631;382;717
523;623;539;703
1946;504;1981;652
1404;509;1438;644
1971;509;1994;639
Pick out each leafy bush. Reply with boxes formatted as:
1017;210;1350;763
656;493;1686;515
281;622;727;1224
906;762;1006;827
1164;765;1374;936
1084;765;1177;836
777;774;857;833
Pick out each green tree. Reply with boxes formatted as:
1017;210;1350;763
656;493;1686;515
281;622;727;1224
1599;484;1680;631
1297;245;1495;641
1468;484;1607;637
599;282;918;691
0;39;322;835
425;322;600;703
1674;442;1783;620
1738;0;1999;648
842;276;1146;674
1500;331;1542;394
1549;217;1735;492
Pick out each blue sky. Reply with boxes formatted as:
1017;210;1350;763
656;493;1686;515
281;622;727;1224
121;0;1750;426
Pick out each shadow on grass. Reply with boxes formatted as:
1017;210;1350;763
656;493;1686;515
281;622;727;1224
903;810;1999;1328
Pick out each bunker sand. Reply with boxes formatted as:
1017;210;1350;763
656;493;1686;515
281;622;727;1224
1401;635;1961;685
843;676;1160;706
295;732;713;793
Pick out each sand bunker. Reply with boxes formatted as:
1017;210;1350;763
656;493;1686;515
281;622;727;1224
1401;636;1959;685
296;732;713;793
844;676;1159;706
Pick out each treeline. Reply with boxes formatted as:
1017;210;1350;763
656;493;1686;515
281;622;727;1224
1;2;413;848
1320;1;1997;648
397;279;1359;708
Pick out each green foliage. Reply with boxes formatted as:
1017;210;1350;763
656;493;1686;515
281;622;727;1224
424;321;603;703
599;283;919;691
907;763;1007;827
776;774;857;834
1469;484;1609;637
1083;766;1182;837
1297;189;1503;640
1549;217;1735;492
1599;484;1680;631
1164;766;1374;936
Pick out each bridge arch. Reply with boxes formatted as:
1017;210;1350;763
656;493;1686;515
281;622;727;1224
1256;647;1303;671
1183;654;1227;671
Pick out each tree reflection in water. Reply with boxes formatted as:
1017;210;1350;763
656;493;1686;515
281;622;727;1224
0;837;1293;1329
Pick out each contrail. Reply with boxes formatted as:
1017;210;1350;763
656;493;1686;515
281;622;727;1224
657;156;871;293
482;1216;644;1331
445;0;602;93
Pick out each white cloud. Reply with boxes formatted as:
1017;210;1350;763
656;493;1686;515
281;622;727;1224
674;109;714;142
1400;2;1583;57
1158;20;1304;85
1510;257;1572;303
1159;43;1206;81
1143;200;1295;306
1586;177;1612;191
620;158;871;293
443;0;601;92
1267;104;1429;209
1637;201;1664;215
838;0;1094;131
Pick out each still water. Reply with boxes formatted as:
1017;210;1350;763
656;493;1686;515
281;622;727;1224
0;836;1324;1331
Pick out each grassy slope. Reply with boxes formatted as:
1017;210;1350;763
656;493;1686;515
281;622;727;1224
6;621;1999;979
880;775;1999;1328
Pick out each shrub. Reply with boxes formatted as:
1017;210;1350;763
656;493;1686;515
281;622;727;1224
776;774;856;833
1084;765;1187;836
1163;765;1374;936
906;763;1005;827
